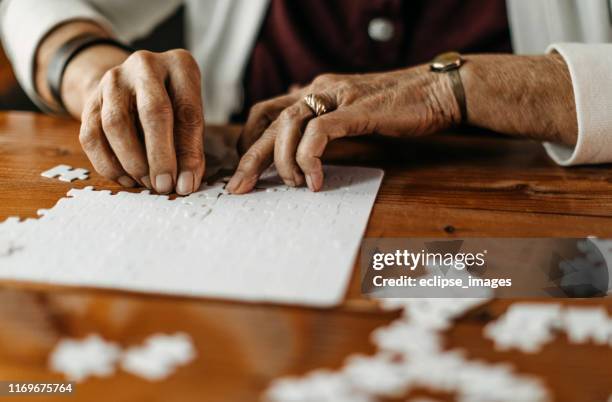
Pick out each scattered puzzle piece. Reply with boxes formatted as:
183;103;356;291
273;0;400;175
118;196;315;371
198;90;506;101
484;303;563;353
49;335;121;382
41;164;89;182
121;333;196;381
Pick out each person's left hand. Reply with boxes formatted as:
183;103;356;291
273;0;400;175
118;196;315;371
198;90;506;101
227;65;461;194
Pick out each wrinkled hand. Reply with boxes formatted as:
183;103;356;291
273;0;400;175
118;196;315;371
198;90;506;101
79;49;205;195
227;65;460;194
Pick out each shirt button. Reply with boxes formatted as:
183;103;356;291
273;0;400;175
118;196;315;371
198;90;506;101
368;18;395;42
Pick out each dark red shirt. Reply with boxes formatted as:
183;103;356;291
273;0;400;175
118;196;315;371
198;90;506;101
241;0;510;116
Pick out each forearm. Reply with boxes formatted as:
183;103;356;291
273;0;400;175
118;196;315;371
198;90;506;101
461;54;578;146
35;20;129;117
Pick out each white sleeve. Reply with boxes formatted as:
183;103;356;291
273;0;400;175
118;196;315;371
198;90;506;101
543;43;612;165
0;0;114;112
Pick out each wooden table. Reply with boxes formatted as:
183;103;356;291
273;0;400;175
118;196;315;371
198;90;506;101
0;111;611;402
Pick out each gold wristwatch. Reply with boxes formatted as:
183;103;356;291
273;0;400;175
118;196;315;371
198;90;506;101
430;52;467;124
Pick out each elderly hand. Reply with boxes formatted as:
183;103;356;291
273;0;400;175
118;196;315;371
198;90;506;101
76;49;205;195
227;66;460;194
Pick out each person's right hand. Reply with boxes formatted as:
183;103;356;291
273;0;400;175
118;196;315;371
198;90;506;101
78;49;205;195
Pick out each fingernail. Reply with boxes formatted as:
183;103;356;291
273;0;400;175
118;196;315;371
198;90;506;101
227;172;244;193
141;175;152;189
155;173;173;194
176;171;194;195
306;171;324;192
118;175;136;188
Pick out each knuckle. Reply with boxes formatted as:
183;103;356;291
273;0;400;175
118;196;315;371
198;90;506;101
101;108;129;130
177;146;204;168
139;98;172;119
248;101;269;120
336;80;354;95
127;50;157;69
306;118;326;134
169;48;190;58
168;48;195;65
78;127;99;151
312;73;339;88
249;102;264;116
240;149;264;170
96;165;120;180
101;67;122;88
121;163;145;177
174;102;204;130
278;106;301;121
296;148;315;168
274;155;292;177
249;99;279;120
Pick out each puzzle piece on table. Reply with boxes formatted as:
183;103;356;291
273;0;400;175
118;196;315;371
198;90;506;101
265;369;374;402
49;335;121;382
484;303;612;353
378;297;492;330
484;303;563;353
41;164;89;182
371;321;442;357
561;306;611;345
121;332;196;381
342;354;410;397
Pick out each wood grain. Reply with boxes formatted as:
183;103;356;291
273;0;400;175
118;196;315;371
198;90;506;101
0;112;611;402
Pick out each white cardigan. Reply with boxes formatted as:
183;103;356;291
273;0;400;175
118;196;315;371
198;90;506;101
1;0;612;166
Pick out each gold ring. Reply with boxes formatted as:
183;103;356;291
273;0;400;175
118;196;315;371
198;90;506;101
304;94;332;117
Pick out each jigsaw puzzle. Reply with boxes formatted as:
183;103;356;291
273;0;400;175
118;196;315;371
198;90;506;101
0;165;383;307
41;164;89;182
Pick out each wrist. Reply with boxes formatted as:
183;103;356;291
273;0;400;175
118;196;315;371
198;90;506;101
428;52;465;129
428;67;463;130
459;54;577;145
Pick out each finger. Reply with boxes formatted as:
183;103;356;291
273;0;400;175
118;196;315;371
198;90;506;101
239;93;298;155
227;121;280;194
100;68;150;188
297;107;370;192
165;50;205;195
288;84;302;94
134;75;176;194
79;96;131;184
273;101;314;187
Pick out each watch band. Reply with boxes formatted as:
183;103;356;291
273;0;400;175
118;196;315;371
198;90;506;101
47;34;134;111
430;52;467;124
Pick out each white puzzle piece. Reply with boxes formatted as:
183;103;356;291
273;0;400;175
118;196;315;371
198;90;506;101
121;333;196;381
0;166;383;307
41;164;89;182
49;335;121;382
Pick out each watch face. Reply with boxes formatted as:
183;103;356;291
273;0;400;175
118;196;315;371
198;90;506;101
431;52;463;72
